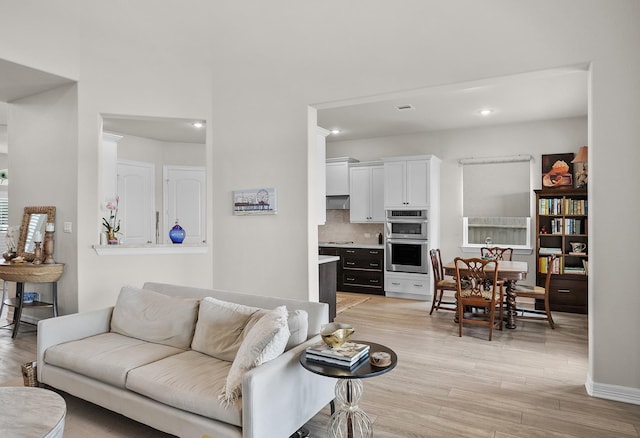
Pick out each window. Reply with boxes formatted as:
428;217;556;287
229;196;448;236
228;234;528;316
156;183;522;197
461;156;532;250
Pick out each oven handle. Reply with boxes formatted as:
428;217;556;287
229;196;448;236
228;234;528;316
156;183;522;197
386;238;429;245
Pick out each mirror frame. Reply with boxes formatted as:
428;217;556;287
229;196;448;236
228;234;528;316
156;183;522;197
17;206;56;261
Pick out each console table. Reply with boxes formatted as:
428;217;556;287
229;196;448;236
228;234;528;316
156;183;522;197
0;262;64;338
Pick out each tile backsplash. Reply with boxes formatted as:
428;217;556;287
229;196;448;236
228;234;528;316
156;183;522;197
318;210;384;244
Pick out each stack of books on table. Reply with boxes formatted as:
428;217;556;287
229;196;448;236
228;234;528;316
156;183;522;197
305;341;370;369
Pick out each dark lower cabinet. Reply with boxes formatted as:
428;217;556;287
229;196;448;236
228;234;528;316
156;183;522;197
319;260;337;321
319;246;385;295
339;247;384;295
536;275;588;314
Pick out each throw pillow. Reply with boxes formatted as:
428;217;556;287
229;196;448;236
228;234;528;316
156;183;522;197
285;309;308;350
110;286;199;349
191;297;265;361
219;305;290;407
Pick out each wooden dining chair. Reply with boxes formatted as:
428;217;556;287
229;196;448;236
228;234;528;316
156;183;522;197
429;249;457;314
454;257;504;341
512;255;556;329
480;246;513;261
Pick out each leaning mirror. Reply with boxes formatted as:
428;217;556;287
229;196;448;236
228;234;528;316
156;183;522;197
18;206;55;261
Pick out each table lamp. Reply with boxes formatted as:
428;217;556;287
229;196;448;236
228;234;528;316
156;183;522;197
571;146;588;188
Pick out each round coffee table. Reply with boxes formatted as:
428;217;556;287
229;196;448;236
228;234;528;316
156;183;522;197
0;387;66;437
300;341;397;438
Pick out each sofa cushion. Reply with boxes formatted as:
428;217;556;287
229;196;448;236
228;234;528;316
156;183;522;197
111;286;199;349
126;350;241;427
285;309;308;350
44;332;184;388
191;297;265;361
220;305;290;406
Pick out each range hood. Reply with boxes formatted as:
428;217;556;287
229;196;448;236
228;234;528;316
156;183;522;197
326;195;350;210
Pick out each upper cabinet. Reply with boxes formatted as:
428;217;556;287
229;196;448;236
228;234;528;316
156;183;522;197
349;163;384;223
326;157;358;196
317;127;330;225
383;155;440;209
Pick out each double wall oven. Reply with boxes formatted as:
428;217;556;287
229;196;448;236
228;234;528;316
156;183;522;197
385;209;430;274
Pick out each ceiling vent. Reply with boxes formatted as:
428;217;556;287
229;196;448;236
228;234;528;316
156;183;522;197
395;104;415;111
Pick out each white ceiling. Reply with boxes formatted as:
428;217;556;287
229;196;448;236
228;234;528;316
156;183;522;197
318;67;588;143
102;115;206;144
0;62;587;149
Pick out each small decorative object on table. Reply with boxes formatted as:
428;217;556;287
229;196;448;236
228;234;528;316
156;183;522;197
103;195;121;244
32;231;43;264
369;351;392;367
3;225;18;261
43;222;55;264
320;322;354;348
169;220;186;244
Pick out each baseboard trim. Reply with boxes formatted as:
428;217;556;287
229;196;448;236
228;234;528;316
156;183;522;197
586;375;640;405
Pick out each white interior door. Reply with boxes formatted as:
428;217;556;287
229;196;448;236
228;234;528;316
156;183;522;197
117;160;155;244
164;165;206;244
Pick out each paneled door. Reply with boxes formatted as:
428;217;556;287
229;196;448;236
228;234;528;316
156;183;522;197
163;165;206;244
117;160;155;245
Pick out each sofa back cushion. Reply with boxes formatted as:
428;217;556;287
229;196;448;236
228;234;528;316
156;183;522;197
111;286;199;349
191;297;265;361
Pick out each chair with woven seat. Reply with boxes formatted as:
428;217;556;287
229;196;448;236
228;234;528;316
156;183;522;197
512;255;556;329
429;249;457;314
454;257;504;341
480;246;513;261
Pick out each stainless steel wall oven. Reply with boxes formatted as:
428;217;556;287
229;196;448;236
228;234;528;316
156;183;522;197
385;210;429;274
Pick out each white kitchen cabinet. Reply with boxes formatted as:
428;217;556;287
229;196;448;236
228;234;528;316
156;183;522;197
326;157;358;196
349;163;384;223
383;155;439;209
316;127;330;225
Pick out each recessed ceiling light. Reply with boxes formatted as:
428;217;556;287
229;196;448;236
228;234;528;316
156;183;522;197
192;121;205;128
479;108;493;116
331;129;340;135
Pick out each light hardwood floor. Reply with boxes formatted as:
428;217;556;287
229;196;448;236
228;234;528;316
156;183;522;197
2;295;640;437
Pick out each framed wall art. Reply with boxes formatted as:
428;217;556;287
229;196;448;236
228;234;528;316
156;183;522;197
541;153;574;189
233;187;277;215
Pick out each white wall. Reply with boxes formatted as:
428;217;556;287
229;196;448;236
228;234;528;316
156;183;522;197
1;0;639;401
327;116;588;285
9;84;79;314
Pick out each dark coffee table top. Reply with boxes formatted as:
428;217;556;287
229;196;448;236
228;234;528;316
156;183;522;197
299;340;397;379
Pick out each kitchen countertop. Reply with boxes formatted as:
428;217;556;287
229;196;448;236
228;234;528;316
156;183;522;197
319;242;384;250
318;255;340;264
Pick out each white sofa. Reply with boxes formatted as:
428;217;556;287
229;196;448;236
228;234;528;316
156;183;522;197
36;282;335;438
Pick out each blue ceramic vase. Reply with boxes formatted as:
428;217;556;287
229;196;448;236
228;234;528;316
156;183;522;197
169;220;185;244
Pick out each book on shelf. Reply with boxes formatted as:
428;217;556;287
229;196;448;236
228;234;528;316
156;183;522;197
539;255;561;274
305;341;370;362
539;247;562;255
568;252;587;256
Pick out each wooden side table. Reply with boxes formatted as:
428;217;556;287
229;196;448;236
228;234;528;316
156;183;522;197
299;341;397;438
0;262;64;338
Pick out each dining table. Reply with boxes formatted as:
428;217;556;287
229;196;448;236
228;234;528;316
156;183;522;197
443;259;529;329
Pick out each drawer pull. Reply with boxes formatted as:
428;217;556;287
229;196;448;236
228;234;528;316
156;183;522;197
345;250;356;254
346;262;356;266
413;284;424;288
346;277;355;281
370;279;379;284
369;263;379;267
391;282;401;286
558;289;571;293
369;250;379;255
